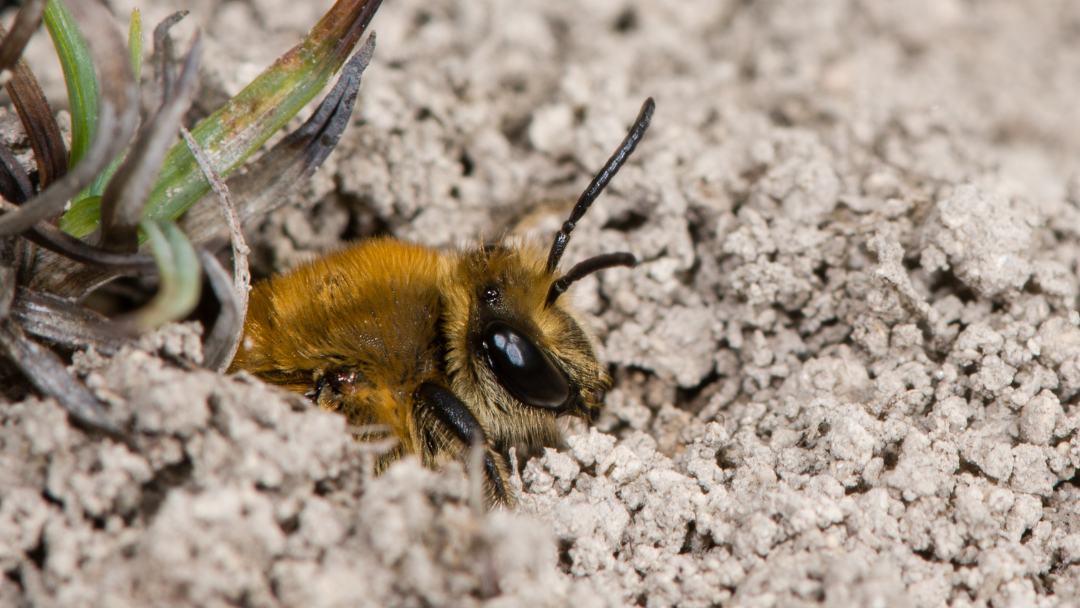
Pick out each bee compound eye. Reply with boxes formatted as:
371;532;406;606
482;321;570;409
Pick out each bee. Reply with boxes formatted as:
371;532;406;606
229;98;655;505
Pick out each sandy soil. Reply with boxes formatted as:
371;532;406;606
4;0;1080;605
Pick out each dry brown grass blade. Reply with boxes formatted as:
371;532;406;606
99;33;202;253
23;221;157;275
0;141;34;204
0;318;119;434
0;0;137;236
0;263;13;319
0;24;68;189
199;250;243;373
151;11;188;104
0;0;47;78
181;125;249;372
180;127;249;302
0;197;157;277
11;289;134;355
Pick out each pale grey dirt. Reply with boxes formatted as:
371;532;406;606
3;0;1080;606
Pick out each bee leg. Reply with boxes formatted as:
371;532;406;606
415;382;512;505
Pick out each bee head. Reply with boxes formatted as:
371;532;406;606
441;98;654;448
441;242;607;448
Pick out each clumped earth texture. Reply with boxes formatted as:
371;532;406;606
3;0;1080;606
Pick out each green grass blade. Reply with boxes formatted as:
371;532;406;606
128;8;142;85
42;0;97;169
57;8;143;236
136;219;201;329
57;194;99;234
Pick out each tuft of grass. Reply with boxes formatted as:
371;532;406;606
60;0;381;238
0;0;379;432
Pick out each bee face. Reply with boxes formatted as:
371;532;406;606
230;98;655;506
441;243;609;450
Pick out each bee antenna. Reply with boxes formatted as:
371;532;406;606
546;252;636;305
545;97;655;273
